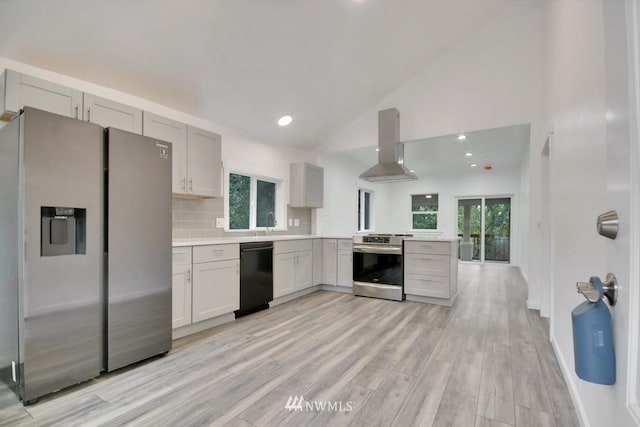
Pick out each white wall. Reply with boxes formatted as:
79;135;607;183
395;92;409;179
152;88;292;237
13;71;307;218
315;152;390;237
541;1;636;426
0;58;314;191
316;5;544;296
318;149;525;266
519;147;531;281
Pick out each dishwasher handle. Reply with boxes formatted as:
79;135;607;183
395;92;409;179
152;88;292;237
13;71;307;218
241;246;273;253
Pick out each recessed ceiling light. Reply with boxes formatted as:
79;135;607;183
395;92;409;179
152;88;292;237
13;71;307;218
465;152;473;157
457;134;467;140
375;148;380;152
470;163;477;168
278;115;293;126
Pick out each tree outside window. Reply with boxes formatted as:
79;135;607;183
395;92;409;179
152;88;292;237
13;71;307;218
412;194;438;230
229;172;278;230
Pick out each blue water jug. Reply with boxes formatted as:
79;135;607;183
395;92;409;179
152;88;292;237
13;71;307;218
571;277;616;385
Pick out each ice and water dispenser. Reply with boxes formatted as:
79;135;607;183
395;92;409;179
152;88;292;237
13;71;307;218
41;206;86;256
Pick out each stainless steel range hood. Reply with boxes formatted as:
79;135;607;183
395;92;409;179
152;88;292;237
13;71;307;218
359;108;417;183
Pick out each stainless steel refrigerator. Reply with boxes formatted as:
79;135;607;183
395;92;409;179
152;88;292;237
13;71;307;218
0;107;172;404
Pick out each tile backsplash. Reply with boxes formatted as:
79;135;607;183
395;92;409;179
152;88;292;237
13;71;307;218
172;197;312;239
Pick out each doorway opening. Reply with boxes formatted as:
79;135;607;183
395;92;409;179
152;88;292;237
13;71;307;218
457;196;512;263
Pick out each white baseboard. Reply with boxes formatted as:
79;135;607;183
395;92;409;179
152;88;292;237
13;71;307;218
406;292;457;307
319;285;353;294
270;286;321;307
172;312;235;340
527;299;541;311
550;334;590;427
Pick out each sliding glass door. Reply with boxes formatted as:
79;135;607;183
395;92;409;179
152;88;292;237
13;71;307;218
457;197;511;263
457;199;482;261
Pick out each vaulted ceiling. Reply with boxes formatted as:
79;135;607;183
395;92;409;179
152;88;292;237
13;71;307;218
0;1;532;149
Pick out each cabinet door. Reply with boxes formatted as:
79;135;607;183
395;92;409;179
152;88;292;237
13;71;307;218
312;239;323;286
337;250;353;288
143;112;188;194
187;126;221;197
192;259;239;322
295;250;313;290
322;239;337;285
172;265;192;329
4;70;83;119
305;164;324;208
274;253;295;298
404;274;450;298
84;93;142;134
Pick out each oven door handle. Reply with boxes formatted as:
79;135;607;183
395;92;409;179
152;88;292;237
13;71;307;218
353;246;402;255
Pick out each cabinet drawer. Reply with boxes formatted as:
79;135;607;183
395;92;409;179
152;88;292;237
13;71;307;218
404;241;450;256
338;239;352;251
193;244;239;263
274;239;312;254
172;247;192;267
404;253;450;277
404;274;450;299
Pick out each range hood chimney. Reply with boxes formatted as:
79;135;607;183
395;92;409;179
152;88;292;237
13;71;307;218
359;108;418;183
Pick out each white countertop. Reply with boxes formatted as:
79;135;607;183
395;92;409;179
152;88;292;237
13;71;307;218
404;237;461;242
172;235;353;247
173;235;458;247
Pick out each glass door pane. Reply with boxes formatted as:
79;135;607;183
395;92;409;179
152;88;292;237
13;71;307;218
484;198;511;262
457;199;482;261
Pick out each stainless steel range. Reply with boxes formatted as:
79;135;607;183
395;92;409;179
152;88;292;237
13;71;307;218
352;234;412;301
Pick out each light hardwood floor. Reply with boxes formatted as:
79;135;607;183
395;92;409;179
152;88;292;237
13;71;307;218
0;264;578;426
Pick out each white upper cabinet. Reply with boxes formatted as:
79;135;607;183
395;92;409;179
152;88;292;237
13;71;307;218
143;112;188;194
84;93;142;134
143;112;221;198
0;69;83;121
187;126;222;198
290;162;324;208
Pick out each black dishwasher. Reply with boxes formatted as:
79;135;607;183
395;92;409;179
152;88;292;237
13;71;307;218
235;241;274;318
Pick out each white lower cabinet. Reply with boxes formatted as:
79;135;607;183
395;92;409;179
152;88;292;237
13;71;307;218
172;247;192;329
403;240;458;301
192;258;240;322
172;264;192;329
321;239;337;285
295;250;313;290
273;240;313;298
337;249;353;288
274;252;295;298
312;239;323;286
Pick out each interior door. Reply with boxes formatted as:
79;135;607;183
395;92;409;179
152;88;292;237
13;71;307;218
601;1;640;422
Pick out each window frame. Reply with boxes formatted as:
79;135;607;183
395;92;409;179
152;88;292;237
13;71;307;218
358;188;375;232
411;193;439;231
225;169;285;232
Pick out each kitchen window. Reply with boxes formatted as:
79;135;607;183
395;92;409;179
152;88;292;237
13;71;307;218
228;172;279;230
358;189;374;232
412;193;438;230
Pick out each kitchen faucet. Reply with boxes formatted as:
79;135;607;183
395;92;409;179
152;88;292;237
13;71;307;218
265;211;275;236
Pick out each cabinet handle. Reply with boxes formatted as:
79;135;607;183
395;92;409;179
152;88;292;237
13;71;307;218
189;179;193;192
187;270;191;282
74;105;79;119
182;178;186;190
87;108;91;122
418;257;435;261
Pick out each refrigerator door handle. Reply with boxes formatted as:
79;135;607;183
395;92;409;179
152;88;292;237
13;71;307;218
189;178;193;193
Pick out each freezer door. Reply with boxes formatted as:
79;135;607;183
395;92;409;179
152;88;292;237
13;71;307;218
107;128;172;371
0;116;21;397
21;108;103;401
